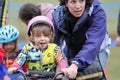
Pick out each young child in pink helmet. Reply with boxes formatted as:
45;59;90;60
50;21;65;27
8;16;68;79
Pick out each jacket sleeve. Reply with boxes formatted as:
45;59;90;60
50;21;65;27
73;3;107;69
52;18;63;46
52;5;65;47
12;44;29;69
55;46;68;70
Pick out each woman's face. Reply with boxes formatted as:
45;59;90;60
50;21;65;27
66;0;86;18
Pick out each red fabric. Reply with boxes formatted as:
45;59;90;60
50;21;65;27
3;58;16;68
23;62;27;72
0;46;5;62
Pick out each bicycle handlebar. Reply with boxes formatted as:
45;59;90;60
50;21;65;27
26;70;56;78
13;69;27;80
13;69;64;80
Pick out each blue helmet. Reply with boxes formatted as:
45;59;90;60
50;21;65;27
0;25;19;44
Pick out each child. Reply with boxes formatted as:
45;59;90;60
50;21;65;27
8;16;68;77
0;25;25;80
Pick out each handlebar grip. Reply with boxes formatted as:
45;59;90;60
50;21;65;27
53;72;64;79
13;69;20;74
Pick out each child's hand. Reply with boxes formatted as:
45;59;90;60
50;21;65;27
61;63;78;79
8;67;17;74
4;75;11;80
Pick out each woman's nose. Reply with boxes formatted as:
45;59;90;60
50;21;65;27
75;2;81;9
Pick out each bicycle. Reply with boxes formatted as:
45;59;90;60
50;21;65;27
13;69;65;80
13;69;106;80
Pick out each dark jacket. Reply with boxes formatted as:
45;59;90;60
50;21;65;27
52;0;111;69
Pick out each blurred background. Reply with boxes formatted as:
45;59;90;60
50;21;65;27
8;0;120;80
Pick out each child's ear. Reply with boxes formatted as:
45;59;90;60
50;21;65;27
29;36;34;42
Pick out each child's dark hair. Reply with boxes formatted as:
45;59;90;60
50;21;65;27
59;0;93;7
19;3;41;21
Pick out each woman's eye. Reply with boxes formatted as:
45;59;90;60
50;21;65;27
70;0;85;4
80;0;85;3
44;34;49;37
71;1;76;4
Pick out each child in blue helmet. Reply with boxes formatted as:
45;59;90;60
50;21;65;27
0;25;26;80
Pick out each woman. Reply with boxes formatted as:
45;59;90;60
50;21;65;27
52;0;111;79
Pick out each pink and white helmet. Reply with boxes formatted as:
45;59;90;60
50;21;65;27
27;15;54;36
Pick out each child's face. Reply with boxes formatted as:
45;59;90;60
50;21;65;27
32;25;52;50
3;41;16;53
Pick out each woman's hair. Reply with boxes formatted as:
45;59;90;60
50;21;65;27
59;0;93;7
19;3;41;21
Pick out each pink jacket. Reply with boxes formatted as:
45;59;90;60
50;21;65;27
37;3;55;20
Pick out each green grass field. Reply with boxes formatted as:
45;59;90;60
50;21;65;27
9;0;120;80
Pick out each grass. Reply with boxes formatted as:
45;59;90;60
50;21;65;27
106;47;120;80
8;0;120;80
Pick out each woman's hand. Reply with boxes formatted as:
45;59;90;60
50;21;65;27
61;63;78;79
8;67;17;74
